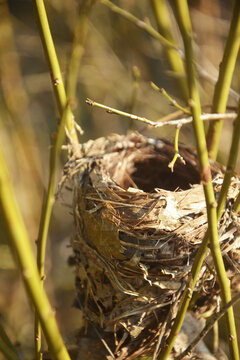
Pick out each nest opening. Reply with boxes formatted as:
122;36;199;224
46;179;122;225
130;157;200;192
103;145;201;192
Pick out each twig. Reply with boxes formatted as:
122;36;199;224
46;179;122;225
0;337;20;360
212;298;220;354
168;125;185;172
158;112;237;127
217;102;240;219
0;321;20;360
66;0;95;109
100;0;175;49
75;295;116;359
86;98;237;127
206;0;240;160
101;0;239;109
175;291;240;360
196;63;240;103
233;192;240;214
153;284;186;360
150;82;191;114
86;98;156;126
129;65;140;130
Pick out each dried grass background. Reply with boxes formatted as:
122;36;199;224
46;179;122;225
0;0;239;359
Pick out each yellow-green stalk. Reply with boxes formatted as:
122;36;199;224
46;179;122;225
158;1;239;359
0;147;71;360
207;0;240;160
150;0;188;101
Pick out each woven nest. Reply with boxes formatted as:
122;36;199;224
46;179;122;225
63;131;240;359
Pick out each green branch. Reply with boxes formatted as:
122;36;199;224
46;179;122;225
163;103;240;360
150;82;190;114
150;0;188;100
101;0;175;49
0;147;71;360
32;0;79;143
66;0;95;108
206;0;240;160
86;98;237;127
176;291;240;360
233;192;240;214
31;0;89;357
217;102;240;218
158;1;239;359
36;104;72;277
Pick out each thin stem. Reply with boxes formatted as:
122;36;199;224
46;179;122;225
206;0;240;160
217;102;240;218
0;322;18;358
175;291;240;360
100;0;175;49
32;0;79;144
150;0;188;100
158;1;239;359
0;147;71;360
35;105;72;358
32;0;81;357
101;0;240;110
37;104;72;276
158;231;209;360
86;98;155;125
0;320;20;360
129;65;140;130
66;0;95;108
233;192;240;214
86;98;237;127
168;125;185;172
150;82;190;114
212;322;219;354
0;1;42;192
0;337;20;360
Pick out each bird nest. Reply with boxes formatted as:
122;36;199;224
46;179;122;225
63;131;240;359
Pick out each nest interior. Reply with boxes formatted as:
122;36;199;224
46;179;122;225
65;132;240;359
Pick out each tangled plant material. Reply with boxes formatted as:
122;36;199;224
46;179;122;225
62;132;240;359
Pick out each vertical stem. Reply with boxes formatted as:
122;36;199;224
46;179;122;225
0;148;71;360
31;0;82;357
158;231;210;359
66;0;95;107
150;0;188;101
32;0;79;144
129;65;140;129
206;0;240;160
35;105;72;359
101;0;174;48
233;192;240;214
217;102;240;218
158;1;239;359
0;322;17;357
0;338;20;360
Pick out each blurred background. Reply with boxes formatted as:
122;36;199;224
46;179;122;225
0;0;239;359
